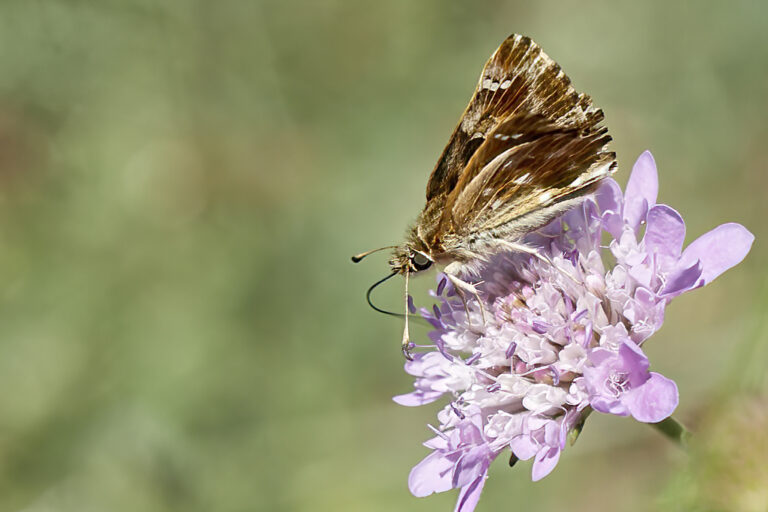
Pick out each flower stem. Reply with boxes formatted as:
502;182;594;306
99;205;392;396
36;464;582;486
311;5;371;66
652;416;691;448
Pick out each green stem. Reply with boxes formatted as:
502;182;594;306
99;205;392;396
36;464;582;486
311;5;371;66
651;416;691;448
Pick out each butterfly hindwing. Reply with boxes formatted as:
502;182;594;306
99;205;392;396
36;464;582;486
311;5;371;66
451;129;615;235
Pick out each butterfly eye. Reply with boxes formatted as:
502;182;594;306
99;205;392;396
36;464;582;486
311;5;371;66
411;253;432;271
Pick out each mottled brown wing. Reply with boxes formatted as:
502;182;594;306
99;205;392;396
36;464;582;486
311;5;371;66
421;34;614;249
424;34;606;203
448;126;615;236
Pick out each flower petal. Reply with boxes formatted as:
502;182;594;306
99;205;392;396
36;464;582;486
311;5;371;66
623;372;679;423
409;451;455;497
452;446;491;488
644;205;686;266
623;151;659;230
661;259;703;297
679;223;754;285
595;178;623;214
618;340;650;387
531;446;561;481
454;475;486;512
590;396;629;416
509;434;538;461
393;390;445;406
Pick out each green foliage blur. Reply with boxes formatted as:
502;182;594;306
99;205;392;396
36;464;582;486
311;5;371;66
0;1;765;511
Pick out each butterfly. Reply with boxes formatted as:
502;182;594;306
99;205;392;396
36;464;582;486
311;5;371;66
353;34;616;358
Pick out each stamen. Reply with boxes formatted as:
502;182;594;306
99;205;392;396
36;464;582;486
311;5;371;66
465;352;482;365
572;309;588;323
436;276;447;296
450;402;466;420
452;454;466;488
563;293;574;314
605;371;630;397
427;423;449;440
505;341;517;358
433;304;442;319
532;320;550;334
407;295;416;314
550;365;560;385
582;321;593;347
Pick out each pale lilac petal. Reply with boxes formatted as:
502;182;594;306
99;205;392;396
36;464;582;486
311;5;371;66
454;475;486;512
623;373;679;423
424;434;450;451
661;260;703;297
644;205;686;266
543;421;561;447
679;223;754;285
509;435;538;461
531;446;561;481
409;452;455;497
618;340;650;387
623;151;659;230
452;446;490;488
587;348;615;366
401;352;436;376
627;261;653;289
590;396;628;416
393;391;445;406
595;178;623;214
602;211;625;240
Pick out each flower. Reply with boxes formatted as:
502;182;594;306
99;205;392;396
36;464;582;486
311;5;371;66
583;339;678;422
408;407;494;512
395;151;754;512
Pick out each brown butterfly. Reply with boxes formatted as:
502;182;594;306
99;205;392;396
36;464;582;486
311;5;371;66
353;34;616;358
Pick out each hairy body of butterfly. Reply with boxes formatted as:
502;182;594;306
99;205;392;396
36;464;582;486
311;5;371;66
357;34;616;358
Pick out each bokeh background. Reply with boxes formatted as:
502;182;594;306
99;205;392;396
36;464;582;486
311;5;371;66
0;1;765;511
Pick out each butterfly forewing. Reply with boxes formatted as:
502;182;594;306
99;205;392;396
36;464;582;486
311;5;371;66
418;34;615;257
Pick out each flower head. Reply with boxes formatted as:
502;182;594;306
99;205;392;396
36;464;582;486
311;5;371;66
395;151;754;512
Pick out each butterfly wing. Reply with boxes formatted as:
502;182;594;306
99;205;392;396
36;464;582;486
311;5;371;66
419;34;615;254
449;126;614;236
425;34;605;202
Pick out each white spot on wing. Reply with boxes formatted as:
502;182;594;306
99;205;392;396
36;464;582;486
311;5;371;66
513;172;531;185
538;190;554;204
569;174;587;188
500;79;512;89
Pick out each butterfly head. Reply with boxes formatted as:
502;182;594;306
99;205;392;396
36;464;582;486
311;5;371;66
390;244;434;275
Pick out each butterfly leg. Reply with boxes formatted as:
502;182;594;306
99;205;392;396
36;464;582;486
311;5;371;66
443;263;487;327
497;240;579;283
401;269;414;360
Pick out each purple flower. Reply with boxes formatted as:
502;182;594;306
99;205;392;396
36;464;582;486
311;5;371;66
583;340;678;422
408;407;496;512
508;412;576;481
396;151;754;512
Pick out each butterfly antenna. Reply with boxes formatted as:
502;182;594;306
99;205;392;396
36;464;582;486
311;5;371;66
351;246;398;263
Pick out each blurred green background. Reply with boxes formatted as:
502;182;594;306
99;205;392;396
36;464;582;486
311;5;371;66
0;1;765;511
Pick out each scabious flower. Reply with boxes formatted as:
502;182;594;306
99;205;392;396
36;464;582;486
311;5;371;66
394;151;754;512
